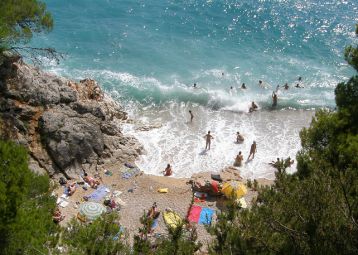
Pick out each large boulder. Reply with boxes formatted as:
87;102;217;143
0;56;142;178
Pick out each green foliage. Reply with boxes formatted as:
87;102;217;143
344;24;358;72
0;140;59;255
133;210;201;255
154;223;201;255
62;213;129;255
0;0;53;50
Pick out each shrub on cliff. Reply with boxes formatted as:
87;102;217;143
62;213;130;255
0;0;52;50
0;140;59;255
207;26;358;255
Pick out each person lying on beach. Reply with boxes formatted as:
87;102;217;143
272;91;278;107
241;83;247;89
189;110;194;122
163;164;172;176
53;208;65;223
247;141;257;160
283;83;289;90
67;182;77;196
234;151;244;167
84;173;100;189
204;131;214;150
249;101;258;113
236;132;244;143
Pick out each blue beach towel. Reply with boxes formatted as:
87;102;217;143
198;207;215;225
151;218;159;230
87;185;108;201
121;167;141;179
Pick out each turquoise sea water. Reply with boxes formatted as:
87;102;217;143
31;0;357;178
32;0;357;110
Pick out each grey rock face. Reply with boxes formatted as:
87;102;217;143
0;57;142;178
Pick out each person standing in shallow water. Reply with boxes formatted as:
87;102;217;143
234;151;244;167
247;141;257;160
189;110;194;122
272;91;278;107
204;131;214;150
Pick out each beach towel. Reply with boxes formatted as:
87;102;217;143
121;167;141;179
188;205;215;225
87;185;108;201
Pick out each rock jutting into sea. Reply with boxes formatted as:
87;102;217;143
0;54;143;178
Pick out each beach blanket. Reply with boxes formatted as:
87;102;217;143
87;185;108;201
188;205;215;225
121;167;141;179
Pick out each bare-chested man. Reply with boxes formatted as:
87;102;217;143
204;131;214;150
247;141;257;160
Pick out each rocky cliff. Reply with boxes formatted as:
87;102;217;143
0;55;142;178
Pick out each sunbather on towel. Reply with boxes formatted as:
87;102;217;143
84;173;100;189
53;208;65;223
67;182;77;196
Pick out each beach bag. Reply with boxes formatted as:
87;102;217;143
59;177;67;185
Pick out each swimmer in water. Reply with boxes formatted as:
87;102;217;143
236;132;244;143
283;83;289;90
241;83;247;89
295;83;304;88
249;101;258;113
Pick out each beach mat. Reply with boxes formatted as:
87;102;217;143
188;205;214;225
121;166;141;179
87;185;108;201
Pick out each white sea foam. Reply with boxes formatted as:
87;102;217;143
123;103;315;180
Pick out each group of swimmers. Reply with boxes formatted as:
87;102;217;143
194;76;305;111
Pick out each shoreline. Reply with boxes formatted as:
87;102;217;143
124;106;315;180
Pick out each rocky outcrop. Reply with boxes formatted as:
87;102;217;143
0;56;142;178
